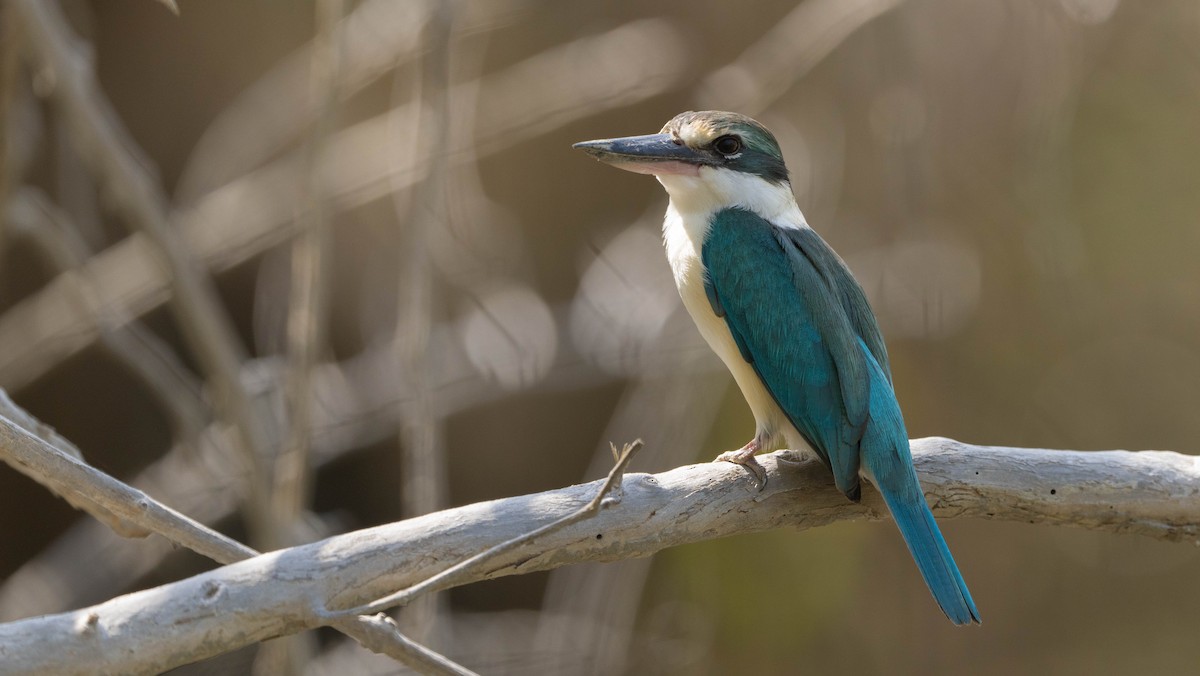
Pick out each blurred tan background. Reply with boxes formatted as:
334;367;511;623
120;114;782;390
1;0;1199;674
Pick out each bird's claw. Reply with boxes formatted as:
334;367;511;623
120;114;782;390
714;447;768;491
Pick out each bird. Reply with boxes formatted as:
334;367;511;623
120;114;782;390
573;110;980;625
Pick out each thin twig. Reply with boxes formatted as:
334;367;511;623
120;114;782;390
255;2;345;672
346;614;480;676
534;353;725;674
393;0;453;525
389;0;456;644
329;440;644;619
272;0;343;551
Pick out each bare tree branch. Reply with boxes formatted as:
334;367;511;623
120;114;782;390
0;319;716;621
9;0;278;543
142;0;179;15
533;365;725;674
175;0;537;201
0;0;22;214
272;0;343;553
6;188;208;444
695;0;904;112
0;18;689;394
333;440;644;619
0;439;1195;673
0;389;252;560
0;386;479;675
386;0;457;647
254;2;347;672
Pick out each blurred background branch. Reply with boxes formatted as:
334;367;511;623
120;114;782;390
255;0;347;672
1;0;1197;674
9;0;277;546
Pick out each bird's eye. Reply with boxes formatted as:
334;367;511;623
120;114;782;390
713;135;742;156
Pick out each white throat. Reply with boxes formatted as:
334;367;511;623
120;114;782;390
658;166;807;284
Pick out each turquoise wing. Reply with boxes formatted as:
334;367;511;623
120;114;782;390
700;208;890;499
702;209;981;623
783;225;891;382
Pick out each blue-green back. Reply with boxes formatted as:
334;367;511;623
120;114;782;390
701;207;902;498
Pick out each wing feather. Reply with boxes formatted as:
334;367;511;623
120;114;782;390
701;208;888;497
783;226;892;381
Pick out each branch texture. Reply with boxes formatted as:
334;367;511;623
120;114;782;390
0;439;1195;674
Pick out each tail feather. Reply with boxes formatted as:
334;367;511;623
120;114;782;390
879;487;981;625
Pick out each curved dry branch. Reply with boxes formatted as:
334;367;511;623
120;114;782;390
0;439;1195;674
0;387;477;675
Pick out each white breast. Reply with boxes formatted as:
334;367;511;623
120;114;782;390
658;167;810;448
662;200;782;446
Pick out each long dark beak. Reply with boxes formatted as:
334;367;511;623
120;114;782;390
573;133;708;176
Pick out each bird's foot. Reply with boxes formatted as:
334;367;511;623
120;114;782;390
715;439;768;491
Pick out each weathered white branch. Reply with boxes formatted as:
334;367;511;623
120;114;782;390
1;439;1196;674
0;387;479;675
339;440;643;619
0;323;714;621
0;391;252;561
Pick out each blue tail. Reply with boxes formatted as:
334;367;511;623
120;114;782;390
858;342;979;625
879;483;980;625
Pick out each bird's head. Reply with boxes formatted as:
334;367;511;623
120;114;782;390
574;110;791;215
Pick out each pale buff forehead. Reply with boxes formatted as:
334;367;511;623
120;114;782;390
664;117;722;148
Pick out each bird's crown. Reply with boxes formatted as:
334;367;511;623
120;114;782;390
661;111;788;184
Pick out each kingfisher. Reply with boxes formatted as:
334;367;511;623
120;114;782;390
574;111;980;625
